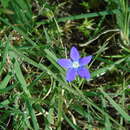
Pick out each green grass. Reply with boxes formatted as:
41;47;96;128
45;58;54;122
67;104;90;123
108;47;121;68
0;0;130;129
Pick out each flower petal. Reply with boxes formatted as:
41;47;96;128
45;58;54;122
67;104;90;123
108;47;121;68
79;56;92;66
70;47;80;61
78;67;90;79
66;68;77;82
57;59;72;68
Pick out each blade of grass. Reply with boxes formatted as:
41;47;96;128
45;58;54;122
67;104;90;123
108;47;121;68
0;73;12;89
0;40;9;75
99;87;130;121
63;112;81;130
37;8;130;26
25;97;40;130
57;87;63;130
101;96;112;130
14;60;31;97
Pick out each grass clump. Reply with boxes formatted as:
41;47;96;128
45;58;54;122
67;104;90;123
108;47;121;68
0;0;130;130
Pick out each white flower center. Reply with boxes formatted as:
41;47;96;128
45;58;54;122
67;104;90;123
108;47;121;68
72;61;80;68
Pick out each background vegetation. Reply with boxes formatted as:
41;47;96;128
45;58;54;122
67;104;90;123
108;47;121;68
0;0;130;129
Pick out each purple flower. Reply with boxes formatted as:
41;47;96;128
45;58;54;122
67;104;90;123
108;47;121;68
57;46;92;82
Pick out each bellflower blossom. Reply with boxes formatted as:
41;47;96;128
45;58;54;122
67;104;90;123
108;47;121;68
57;46;92;82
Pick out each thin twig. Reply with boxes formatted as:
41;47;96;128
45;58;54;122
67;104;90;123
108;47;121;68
80;29;120;47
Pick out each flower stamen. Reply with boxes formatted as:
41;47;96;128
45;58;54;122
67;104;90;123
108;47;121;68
72;61;80;68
